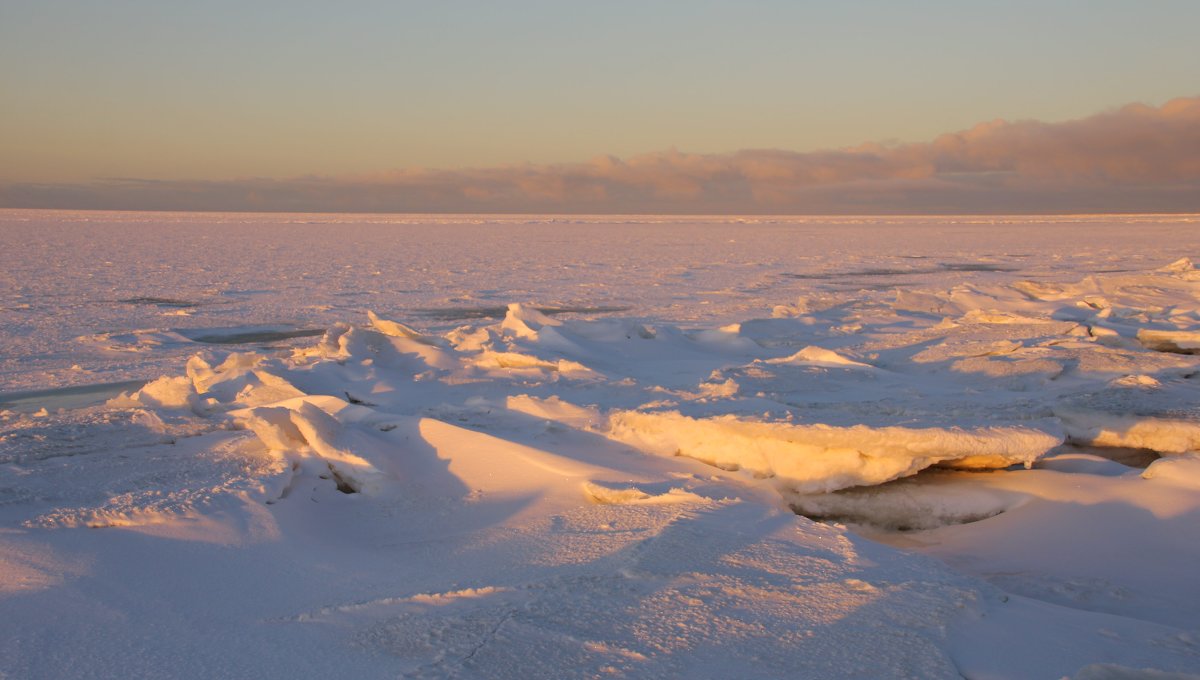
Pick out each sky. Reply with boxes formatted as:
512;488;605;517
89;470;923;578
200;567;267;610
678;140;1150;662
1;0;1198;213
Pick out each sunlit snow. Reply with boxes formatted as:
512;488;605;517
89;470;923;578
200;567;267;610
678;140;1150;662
2;210;1200;679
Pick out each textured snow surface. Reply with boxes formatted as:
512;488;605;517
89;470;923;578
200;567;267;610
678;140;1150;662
3;210;1200;679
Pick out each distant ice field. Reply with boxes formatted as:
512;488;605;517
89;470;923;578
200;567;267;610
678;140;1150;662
2;210;1198;394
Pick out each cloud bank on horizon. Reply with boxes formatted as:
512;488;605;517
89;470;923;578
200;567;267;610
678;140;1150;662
4;96;1198;214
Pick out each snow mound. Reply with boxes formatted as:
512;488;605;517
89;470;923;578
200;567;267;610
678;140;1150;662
500;302;562;339
582;481;711;505
238;399;387;494
107;374;201;411
1158;257;1197;273
1142;453;1200;487
767;345;873;368
368;310;446;346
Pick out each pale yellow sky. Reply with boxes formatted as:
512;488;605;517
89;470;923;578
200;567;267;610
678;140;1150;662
3;1;1199;186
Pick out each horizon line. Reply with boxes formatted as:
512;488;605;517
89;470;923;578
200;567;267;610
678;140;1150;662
3;207;1200;219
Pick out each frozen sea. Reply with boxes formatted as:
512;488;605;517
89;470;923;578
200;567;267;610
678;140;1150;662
2;210;1200;679
4;210;1199;393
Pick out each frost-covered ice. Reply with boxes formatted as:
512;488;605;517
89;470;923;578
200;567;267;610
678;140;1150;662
3;210;1200;679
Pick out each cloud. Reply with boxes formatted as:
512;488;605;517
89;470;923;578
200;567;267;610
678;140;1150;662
4;96;1199;214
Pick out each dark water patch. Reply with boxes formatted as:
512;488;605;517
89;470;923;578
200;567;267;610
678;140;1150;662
793;502;1006;533
0;380;148;412
939;262;1020;273
835;281;918;291
789;468;1019;532
181;328;326;345
784;261;1021;281
544;305;633;315
1053;442;1160;469
413;306;513;320
119;296;198;308
784;267;932;280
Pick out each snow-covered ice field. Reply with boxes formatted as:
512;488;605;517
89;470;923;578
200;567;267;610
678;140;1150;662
3;209;1200;679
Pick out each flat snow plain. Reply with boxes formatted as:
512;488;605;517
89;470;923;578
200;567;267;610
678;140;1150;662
2;210;1200;679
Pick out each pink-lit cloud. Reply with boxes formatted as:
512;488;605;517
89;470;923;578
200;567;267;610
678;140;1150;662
3;96;1198;213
